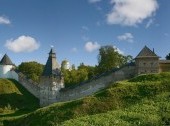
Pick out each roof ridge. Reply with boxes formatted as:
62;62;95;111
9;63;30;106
0;54;13;65
136;46;159;58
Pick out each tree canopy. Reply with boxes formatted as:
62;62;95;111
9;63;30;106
18;61;44;82
97;45;133;73
62;63;96;87
17;45;133;87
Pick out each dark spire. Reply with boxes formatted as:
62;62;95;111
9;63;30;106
49;48;55;54
0;54;13;65
42;48;60;76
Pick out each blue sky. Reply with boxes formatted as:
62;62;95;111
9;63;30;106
0;0;169;67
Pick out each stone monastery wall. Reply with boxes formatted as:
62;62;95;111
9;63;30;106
16;65;135;105
54;65;135;103
3;46;170;106
18;72;40;99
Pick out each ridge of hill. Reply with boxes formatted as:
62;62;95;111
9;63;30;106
0;79;39;125
3;72;170;126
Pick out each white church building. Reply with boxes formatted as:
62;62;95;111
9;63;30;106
0;54;18;81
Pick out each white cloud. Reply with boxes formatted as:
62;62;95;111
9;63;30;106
107;0;158;26
85;41;101;52
5;35;40;53
71;47;78;52
117;33;134;43
113;46;124;55
88;0;101;3
145;19;154;28
0;16;10;25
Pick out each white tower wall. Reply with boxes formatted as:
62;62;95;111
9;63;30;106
62;61;70;70
0;65;18;81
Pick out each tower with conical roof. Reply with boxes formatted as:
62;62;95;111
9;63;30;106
0;54;18;80
135;46;160;75
40;48;64;106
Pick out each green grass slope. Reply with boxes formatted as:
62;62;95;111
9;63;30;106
3;73;170;126
0;79;39;125
62;90;170;126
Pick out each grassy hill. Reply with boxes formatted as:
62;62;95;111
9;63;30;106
3;72;170;126
0;79;39;125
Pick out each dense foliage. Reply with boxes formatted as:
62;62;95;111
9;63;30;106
97;45;133;74
18;61;44;82
63;45;133;87
3;72;170;126
62;63;96;87
18;45;132;87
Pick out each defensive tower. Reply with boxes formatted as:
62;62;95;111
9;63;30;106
40;48;64;106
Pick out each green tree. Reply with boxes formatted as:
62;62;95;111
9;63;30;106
62;63;96;87
78;63;96;80
97;45;132;73
77;68;88;82
18;61;44;82
62;69;71;85
77;63;85;70
71;64;76;70
121;55;133;65
166;53;170;60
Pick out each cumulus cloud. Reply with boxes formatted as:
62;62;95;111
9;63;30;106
88;0;101;3
5;35;40;53
0;16;10;25
85;41;101;52
117;33;134;43
107;0;158;26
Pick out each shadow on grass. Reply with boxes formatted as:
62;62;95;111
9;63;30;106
0;79;39;124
